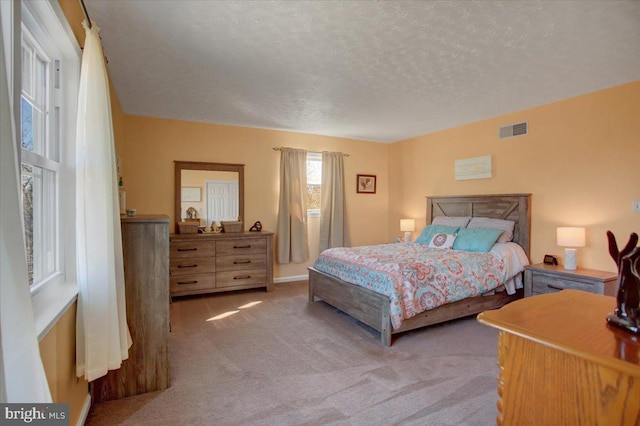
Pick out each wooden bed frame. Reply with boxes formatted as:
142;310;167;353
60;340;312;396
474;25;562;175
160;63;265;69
308;193;531;346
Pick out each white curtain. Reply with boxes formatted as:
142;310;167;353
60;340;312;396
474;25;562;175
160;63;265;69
0;5;52;402
319;151;349;252
75;21;131;382
276;148;309;263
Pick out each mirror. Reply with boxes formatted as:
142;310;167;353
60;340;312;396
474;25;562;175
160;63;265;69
174;161;245;232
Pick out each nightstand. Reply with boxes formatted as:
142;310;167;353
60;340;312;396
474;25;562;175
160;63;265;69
523;263;617;297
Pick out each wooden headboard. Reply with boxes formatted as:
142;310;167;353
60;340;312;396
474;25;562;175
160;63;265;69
426;194;531;257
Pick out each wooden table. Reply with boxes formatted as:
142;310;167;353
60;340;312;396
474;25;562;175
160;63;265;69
477;289;640;425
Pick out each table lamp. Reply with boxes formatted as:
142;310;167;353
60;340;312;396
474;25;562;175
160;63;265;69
557;227;585;270
400;219;415;243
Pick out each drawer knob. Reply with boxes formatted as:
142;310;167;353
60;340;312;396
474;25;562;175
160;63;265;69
233;245;251;249
233;275;251;280
547;284;564;291
177;280;198;285
233;260;251;264
177;247;198;252
178;264;198;268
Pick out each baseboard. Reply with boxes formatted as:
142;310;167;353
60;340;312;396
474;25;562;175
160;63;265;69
77;393;91;426
274;274;308;283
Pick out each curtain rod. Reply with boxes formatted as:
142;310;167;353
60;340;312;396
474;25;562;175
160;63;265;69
79;0;92;29
272;147;349;157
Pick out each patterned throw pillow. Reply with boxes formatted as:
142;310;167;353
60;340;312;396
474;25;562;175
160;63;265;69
415;225;460;245
428;233;457;249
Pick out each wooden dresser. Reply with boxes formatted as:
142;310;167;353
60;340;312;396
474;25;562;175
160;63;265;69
170;231;274;298
477;290;640;425
92;215;170;403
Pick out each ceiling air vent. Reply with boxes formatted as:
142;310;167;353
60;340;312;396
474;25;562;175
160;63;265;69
499;121;528;139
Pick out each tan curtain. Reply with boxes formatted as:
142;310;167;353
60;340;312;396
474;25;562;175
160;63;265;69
276;148;309;263
319;151;349;252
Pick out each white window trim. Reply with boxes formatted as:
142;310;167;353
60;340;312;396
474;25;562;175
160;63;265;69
20;0;82;339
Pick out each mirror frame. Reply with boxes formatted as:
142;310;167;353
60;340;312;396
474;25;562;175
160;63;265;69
174;161;245;232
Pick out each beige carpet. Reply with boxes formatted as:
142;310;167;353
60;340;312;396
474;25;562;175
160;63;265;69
86;281;500;425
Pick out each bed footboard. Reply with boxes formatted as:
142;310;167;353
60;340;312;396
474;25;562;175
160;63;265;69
309;267;523;347
309;267;392;346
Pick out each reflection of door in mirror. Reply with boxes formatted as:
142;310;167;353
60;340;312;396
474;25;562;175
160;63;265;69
175;161;244;233
180;169;239;226
206;180;239;226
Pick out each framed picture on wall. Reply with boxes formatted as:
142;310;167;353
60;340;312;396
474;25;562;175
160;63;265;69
181;187;201;202
356;174;376;194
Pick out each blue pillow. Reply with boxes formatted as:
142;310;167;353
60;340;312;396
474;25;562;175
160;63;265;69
415;225;460;245
452;227;503;252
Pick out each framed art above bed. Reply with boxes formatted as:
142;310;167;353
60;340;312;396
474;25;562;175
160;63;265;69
308;193;532;346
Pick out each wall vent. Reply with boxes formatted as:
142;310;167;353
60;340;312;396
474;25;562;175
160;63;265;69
499;121;528;139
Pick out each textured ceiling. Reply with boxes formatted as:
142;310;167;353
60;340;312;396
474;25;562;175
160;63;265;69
85;0;640;143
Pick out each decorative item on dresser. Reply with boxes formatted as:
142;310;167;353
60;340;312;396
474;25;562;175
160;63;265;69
524;263;618;297
477;290;640;425
606;231;640;335
170;231;274;299
91;215;170;403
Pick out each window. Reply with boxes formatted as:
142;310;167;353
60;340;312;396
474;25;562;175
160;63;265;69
21;27;60;288
307;152;321;217
17;0;80;317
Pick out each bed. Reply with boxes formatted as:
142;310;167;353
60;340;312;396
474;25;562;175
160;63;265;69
308;193;531;346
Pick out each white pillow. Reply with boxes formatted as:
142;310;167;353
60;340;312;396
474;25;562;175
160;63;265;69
428;233;457;249
431;216;471;227
467;217;515;243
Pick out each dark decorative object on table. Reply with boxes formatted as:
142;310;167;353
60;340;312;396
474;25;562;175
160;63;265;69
606;231;640;335
249;221;262;232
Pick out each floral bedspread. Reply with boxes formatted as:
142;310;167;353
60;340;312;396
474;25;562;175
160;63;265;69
313;243;509;330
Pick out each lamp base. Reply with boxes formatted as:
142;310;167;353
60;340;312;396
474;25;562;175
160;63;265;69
564;248;578;270
404;232;411;243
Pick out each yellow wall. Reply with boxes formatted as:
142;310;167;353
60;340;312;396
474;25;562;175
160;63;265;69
120;116;390;278
39;303;87;426
389;81;640;272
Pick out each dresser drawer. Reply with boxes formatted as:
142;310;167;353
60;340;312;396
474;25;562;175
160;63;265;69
532;274;598;295
216;253;266;272
170;273;215;293
216;238;266;256
170;257;215;276
216;270;267;288
169;232;274;297
170;240;216;258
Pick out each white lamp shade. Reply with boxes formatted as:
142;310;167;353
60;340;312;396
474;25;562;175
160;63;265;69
400;219;415;232
557;227;585;248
